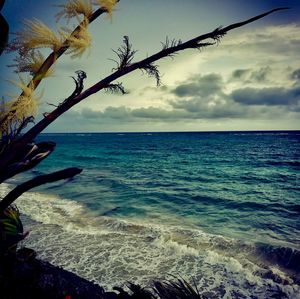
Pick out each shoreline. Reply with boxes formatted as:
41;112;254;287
0;248;212;299
1;248;299;299
0;249;107;299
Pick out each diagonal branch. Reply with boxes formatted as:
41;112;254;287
0;4;116;130
5;2;119;103
0;167;82;212
24;6;113;91
0;8;289;169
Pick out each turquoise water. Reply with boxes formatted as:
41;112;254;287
2;131;300;297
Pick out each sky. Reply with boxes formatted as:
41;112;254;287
1;0;300;132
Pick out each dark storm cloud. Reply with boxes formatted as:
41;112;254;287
230;67;271;83
81;107;132;120
79;106;184;121
169;73;230;115
231;86;300;106
291;69;300;80
68;68;300;126
133;104;246;119
159;70;300;120
79;104;245;121
172;74;223;98
76;102;294;123
131;107;180;119
249;67;271;82
231;69;250;80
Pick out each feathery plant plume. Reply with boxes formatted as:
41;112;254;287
8;50;54;77
0;77;41;139
2;0;121;136
9;77;41;118
93;0;118;19
60;19;92;58
6;19;63;57
55;0;93;23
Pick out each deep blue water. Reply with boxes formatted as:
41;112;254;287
2;131;300;297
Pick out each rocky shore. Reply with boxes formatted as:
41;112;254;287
0;247;207;299
0;248;125;299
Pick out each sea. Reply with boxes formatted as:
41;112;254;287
1;131;299;298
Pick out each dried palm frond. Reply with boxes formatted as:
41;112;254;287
6;19;63;56
93;0;118;19
111;36;137;70
161;37;182;51
8;50;54;77
110;279;202;299
113;283;155;299
153;278;202;299
140;63;161;86
104;82;127;94
56;0;93;22
61;20;92;58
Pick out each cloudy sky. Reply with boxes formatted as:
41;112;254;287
1;0;300;132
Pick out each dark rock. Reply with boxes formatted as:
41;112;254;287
0;248;108;299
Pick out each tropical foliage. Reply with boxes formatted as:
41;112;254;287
0;0;118;257
0;205;24;255
1;0;117;144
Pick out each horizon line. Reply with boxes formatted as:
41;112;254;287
40;129;300;134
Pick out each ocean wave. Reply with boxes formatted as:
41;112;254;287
265;160;300;167
254;243;300;274
73;154;103;161
189;194;300;217
1;184;299;297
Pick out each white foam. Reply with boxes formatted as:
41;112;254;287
1;183;299;297
153;235;200;256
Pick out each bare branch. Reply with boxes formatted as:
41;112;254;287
0;167;82;212
0;5;114;135
46;102;59;108
10;4;117;99
0;8;289;170
68;70;87;99
13;116;34;139
42;70;87;116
